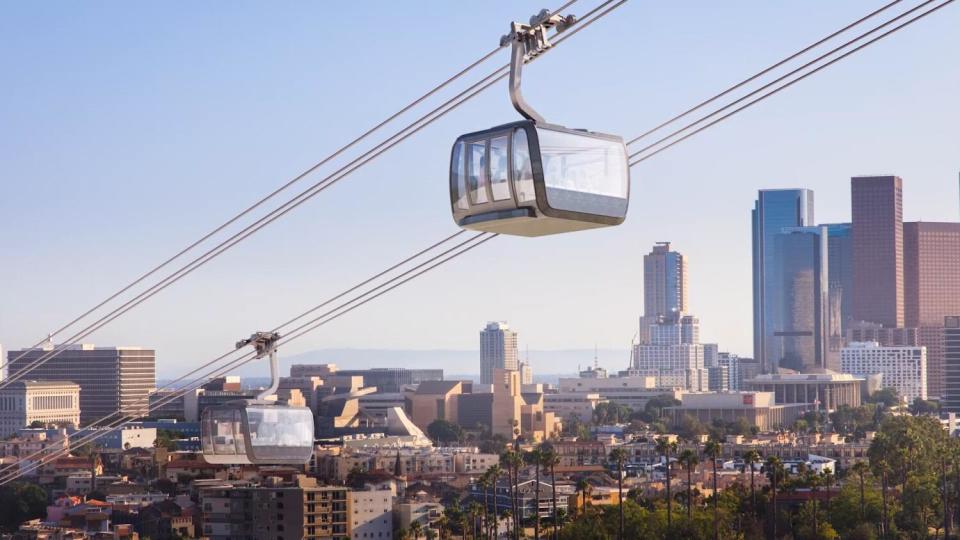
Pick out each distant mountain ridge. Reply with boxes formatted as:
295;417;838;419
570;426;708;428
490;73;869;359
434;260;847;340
214;347;631;378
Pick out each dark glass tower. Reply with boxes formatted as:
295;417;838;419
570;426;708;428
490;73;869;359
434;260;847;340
769;226;832;372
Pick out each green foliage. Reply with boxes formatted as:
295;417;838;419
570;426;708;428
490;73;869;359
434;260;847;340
559;498;741;540
592;402;632;425
908;397;940;415
675;414;706;440
154;429;181;451
426;419;463;446
865;387;900;408
476;432;508;454
0;482;47;533
828;403;881;439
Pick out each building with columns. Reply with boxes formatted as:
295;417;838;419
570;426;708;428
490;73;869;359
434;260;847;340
743;372;864;410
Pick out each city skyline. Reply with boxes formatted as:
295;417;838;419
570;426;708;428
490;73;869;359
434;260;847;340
2;2;959;377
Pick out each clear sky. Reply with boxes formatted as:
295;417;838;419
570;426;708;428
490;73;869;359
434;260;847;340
1;1;958;377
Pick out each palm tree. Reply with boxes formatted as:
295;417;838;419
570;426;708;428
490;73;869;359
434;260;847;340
487;465;501;540
525;447;544;540
508;450;524;539
478;472;490;540
879;460;890;538
500;452;516;540
655;437;678;529
678;448;699;520
804;469;821;536
703;439;722;540
411;520;423;540
766;456;783;539
398;528;411;540
539;445;561;540
743;450;761;518
609;447;628;540
576;478;591;517
851;461;868;521
469;502;483;540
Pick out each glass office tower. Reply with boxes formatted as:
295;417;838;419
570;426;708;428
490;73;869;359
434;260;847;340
752;189;815;373
769;226;833;373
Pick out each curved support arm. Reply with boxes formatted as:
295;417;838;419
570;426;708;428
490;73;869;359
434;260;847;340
509;37;545;124
257;348;280;401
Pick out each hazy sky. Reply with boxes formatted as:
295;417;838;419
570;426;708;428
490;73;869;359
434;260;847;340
2;1;958;377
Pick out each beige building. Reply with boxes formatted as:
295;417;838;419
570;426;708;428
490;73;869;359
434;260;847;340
0;381;80;437
409;381;463;432
491;369;560;442
744;372;864;410
665;392;811;432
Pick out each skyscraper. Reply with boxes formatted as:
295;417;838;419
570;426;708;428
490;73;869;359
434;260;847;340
752;188;815;372
633;315;707;390
642;242;688;321
904;221;960;399
768;226;834;372
852;175;904;327
825;223;854;333
7;344;156;425
904;222;960;326
480;322;518;385
944;316;960;412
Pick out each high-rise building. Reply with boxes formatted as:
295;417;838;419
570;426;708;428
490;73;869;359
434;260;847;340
841;341;926;402
825;223;854;333
846;322;918;347
767;226;834;373
905;227;960;325
703;343;719;367
753;188;815;372
518;362;534;385
7;344;156;425
904;222;960;399
480;322;518;385
0;381;80;437
633;315;707;390
852;175;904;327
641;242;688;341
945;316;960;412
717;352;745;390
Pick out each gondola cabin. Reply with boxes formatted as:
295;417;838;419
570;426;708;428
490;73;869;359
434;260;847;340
200;400;314;465
450;120;629;236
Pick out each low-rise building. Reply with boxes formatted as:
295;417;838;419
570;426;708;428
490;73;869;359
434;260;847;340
349;486;393;540
396;501;445;532
558;375;683;411
469;479;574;520
543;392;604;421
744;372;864;409
665;392;811;432
200;475;366;540
0;381;80;437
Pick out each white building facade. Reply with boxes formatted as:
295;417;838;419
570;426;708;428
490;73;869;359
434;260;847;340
840;341;927;402
349;488;394;540
632;315;707;391
0;381;80;437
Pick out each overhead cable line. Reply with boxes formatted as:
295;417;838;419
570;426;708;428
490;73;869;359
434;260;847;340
628;0;952;164
0;0;611;391
0;231;497;484
625;0;904;146
4;0;950;481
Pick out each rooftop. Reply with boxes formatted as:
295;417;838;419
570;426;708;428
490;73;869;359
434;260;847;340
415;380;461;395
